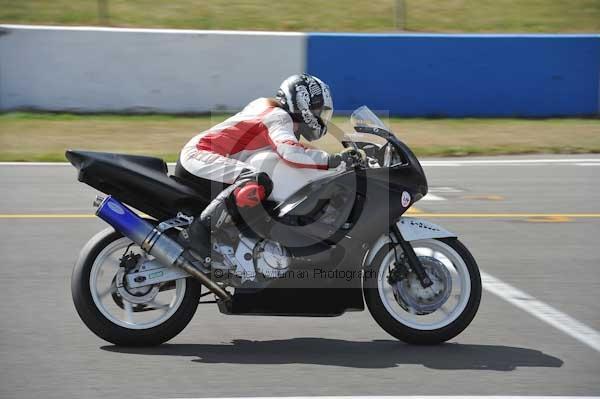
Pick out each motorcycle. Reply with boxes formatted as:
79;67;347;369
67;106;481;346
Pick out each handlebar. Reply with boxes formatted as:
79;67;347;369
350;126;422;172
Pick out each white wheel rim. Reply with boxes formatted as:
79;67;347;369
377;239;471;330
90;237;187;330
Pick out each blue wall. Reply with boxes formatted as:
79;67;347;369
307;33;600;117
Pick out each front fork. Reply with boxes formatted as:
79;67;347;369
390;224;433;288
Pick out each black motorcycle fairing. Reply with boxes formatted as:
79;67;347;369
66;149;168;174
343;165;427;248
65;150;211;219
219;287;363;316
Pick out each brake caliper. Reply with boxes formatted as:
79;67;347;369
387;256;409;285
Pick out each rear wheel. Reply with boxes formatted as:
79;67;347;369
364;238;481;344
72;228;202;346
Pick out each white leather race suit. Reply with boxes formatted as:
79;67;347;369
179;98;331;185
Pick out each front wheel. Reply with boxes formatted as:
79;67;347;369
72;228;202;346
364;238;481;344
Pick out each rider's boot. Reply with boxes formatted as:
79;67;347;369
181;171;272;262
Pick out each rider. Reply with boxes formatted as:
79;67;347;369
176;74;363;260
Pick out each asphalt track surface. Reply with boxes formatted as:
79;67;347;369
0;155;599;398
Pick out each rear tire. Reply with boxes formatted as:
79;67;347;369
363;238;481;345
72;228;202;346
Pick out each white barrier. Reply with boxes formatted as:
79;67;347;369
0;25;306;113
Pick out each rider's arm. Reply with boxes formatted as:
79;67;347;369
263;109;330;170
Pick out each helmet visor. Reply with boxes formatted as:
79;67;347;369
320;106;333;126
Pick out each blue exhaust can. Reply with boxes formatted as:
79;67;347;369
96;196;155;246
95;196;184;265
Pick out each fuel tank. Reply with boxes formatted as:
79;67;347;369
244;151;340;202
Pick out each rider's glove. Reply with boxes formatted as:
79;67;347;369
328;148;366;169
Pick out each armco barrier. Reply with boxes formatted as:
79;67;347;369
307;33;600;117
1;26;599;116
0;25;305;113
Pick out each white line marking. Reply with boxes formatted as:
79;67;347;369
430;186;464;193
422;158;600;165
0;24;305;36
2;158;600;167
421;194;446;201
576;163;600;166
482;271;600;353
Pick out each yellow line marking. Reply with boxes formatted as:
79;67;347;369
461;195;505;201
525;215;573;223
406;206;423;214
1;213;600;219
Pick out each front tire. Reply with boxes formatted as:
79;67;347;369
72;228;202;346
364;238;481;345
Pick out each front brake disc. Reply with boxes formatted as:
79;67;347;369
391;256;452;315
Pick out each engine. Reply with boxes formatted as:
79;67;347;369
254;239;291;278
215;236;291;284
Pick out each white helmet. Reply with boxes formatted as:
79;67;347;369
275;74;334;141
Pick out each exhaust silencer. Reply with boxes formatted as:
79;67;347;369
95;196;231;302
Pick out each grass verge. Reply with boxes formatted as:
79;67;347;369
1;112;599;162
1;0;599;33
